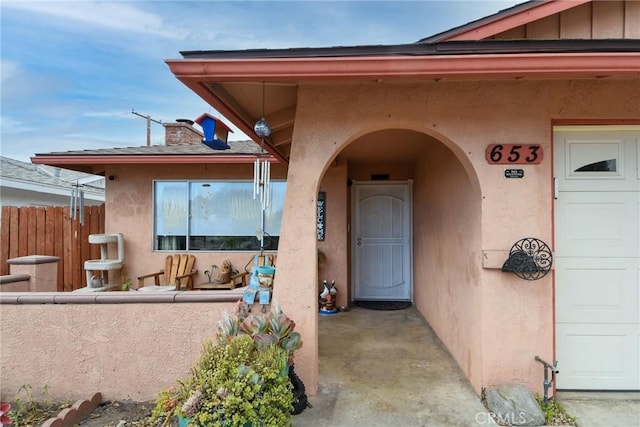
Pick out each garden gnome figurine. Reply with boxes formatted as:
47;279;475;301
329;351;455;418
319;279;338;314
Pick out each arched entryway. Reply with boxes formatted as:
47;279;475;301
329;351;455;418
316;127;484;389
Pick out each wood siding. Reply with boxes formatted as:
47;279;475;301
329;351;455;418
493;1;639;40
0;205;105;291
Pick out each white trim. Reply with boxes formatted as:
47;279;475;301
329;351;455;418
553;125;640;132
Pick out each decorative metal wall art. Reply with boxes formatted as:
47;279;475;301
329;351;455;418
501;237;553;280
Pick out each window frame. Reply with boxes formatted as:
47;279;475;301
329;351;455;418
152;179;286;252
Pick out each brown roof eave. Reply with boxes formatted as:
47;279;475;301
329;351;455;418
166;52;640;82
172;80;289;165
31;154;273;167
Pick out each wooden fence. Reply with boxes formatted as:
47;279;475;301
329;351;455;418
1;205;105;291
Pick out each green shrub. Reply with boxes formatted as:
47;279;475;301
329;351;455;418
150;304;301;427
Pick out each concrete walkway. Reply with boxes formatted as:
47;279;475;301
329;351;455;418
557;391;640;427
292;306;640;427
293;306;488;426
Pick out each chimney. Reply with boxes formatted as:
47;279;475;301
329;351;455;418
163;119;203;145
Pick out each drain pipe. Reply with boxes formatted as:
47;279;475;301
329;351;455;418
535;356;559;404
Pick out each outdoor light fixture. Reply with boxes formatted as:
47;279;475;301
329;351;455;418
254;117;272;139
195;113;233;150
253;82;272;139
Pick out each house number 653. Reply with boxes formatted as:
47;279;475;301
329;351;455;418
485;144;543;165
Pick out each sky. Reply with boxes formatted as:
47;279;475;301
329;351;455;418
1;0;522;162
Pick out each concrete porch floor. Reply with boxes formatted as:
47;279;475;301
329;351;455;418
293;306;488;426
293;306;640;427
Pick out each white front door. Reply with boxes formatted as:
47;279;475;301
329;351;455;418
352;182;412;301
554;126;640;390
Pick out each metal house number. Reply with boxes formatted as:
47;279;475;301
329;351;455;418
486;144;543;165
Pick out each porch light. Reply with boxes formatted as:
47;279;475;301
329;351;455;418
254;117;272;138
254;82;272;139
195;113;233;150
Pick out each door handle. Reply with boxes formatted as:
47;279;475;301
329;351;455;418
357;237;363;247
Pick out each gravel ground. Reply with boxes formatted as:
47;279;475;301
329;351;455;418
76;400;156;426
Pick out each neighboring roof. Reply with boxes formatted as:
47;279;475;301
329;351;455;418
0;156;105;198
35;140;262;157
31;140;272;171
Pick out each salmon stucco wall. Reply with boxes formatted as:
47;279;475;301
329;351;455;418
270;78;638;396
317;161;349;309
103;162;287;287
0;301;236;402
413;140;484;391
92;77;638;397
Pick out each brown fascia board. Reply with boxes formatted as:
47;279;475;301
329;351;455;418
166;52;640;83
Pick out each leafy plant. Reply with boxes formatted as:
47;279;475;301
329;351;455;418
150;304;303;427
535;395;576;426
7;385;71;427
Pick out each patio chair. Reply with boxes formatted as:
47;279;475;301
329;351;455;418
137;254;197;291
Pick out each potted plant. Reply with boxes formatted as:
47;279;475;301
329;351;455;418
150;303;303;427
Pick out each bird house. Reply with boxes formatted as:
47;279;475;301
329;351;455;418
195;113;234;150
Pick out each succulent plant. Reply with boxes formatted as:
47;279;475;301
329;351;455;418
218;303;302;358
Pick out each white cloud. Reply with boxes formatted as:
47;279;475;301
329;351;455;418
0;60;22;84
0;115;36;134
2;1;188;40
83;110;134;119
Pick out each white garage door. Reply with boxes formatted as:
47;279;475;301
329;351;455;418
554;126;639;390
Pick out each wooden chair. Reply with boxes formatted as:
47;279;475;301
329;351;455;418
137;254;197;291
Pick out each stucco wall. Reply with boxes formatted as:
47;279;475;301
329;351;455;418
317;161;349;308
103;162;288;287
94;78;638;397
0;297;237;402
413;141;484;391
272;78;638;396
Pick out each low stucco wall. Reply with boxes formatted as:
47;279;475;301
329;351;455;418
3;255;59;292
0;292;240;402
0;276;30;292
